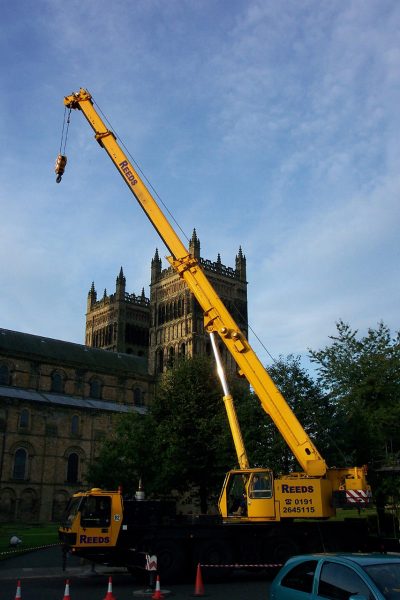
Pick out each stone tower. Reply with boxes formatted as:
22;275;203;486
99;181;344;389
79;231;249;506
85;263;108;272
148;230;248;376
85;267;150;356
85;233;248;375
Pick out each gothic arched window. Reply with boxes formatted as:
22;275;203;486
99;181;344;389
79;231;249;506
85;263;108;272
89;379;102;400
167;346;175;368
133;388;144;407
67;453;79;483
71;415;79;435
13;448;27;480
0;363;10;385
19;409;29;429
178;297;184;317
51;371;64;393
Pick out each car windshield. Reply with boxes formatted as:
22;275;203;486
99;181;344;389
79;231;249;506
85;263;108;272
363;563;400;599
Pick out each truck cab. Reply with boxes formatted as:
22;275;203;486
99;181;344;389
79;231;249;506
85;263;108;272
59;489;123;561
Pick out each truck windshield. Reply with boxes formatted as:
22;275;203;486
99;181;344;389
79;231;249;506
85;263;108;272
80;495;111;528
63;497;82;527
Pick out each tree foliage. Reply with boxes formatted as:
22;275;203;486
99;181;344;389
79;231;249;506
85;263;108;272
235;355;340;473
87;356;234;512
87;411;157;492
88;320;400;513
149;355;234;511
309;320;400;466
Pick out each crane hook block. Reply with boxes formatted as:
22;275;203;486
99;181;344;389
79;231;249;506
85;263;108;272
55;154;67;183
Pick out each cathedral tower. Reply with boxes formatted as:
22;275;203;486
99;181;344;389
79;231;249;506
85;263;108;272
85;232;248;377
148;230;248;376
85;267;150;356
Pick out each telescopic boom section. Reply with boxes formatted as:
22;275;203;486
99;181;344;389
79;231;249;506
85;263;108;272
209;332;250;470
64;89;327;477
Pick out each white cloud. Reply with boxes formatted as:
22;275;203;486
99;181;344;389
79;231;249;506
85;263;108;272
0;0;398;371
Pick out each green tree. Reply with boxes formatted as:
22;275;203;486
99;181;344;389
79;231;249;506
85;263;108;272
150;355;234;512
87;411;158;492
88;356;235;512
231;381;266;467
309;320;400;466
235;355;339;474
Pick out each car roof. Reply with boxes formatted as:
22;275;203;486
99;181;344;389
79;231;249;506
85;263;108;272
285;553;400;568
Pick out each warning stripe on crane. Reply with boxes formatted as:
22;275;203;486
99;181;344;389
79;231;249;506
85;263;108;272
346;490;371;503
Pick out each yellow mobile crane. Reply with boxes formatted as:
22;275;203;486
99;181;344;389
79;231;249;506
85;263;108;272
58;89;371;577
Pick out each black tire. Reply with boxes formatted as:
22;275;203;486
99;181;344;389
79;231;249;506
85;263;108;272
272;538;298;564
152;539;186;582
192;539;233;580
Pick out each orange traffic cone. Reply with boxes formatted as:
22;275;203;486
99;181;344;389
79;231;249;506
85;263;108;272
15;580;22;599
103;576;117;600
193;563;205;596
151;574;164;599
62;579;71;600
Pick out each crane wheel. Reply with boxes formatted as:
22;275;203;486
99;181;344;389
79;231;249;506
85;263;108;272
152;540;186;582
193;539;232;580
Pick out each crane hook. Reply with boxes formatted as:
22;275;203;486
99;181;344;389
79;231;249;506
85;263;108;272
55;154;67;183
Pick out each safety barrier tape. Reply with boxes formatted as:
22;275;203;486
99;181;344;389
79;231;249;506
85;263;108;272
200;562;283;568
0;542;62;557
0;543;283;570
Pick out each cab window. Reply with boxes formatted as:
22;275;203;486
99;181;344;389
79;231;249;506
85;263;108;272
249;472;272;499
80;496;111;528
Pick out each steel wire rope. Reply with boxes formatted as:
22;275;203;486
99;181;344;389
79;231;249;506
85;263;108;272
92;100;280;380
69;100;349;466
229;304;348;465
92;99;191;247
58;107;71;156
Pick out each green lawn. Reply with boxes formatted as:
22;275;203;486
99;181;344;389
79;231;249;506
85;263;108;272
333;507;378;520
0;523;59;558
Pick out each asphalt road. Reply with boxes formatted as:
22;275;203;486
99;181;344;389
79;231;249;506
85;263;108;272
0;546;273;599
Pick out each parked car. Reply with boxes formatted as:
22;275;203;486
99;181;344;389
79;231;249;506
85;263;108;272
270;553;400;599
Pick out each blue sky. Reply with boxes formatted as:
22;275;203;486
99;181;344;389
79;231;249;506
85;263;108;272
1;0;399;368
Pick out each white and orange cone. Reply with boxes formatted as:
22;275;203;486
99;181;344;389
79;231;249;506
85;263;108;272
193;563;205;596
103;576;117;600
62;579;71;600
151;574;164;599
15;580;22;599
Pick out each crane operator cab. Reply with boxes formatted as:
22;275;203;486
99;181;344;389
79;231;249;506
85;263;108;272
220;469;275;522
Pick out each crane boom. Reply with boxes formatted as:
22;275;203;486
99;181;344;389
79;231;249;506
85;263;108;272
209;331;250;470
64;88;326;477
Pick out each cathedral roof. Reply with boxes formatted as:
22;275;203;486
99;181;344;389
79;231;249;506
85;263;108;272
0;328;148;376
0;384;144;414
